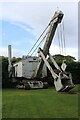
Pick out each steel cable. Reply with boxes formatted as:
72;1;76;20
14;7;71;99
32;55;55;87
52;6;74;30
27;23;50;56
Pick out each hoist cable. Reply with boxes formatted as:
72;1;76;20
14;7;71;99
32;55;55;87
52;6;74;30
60;23;64;55
27;23;50;56
30;20;56;56
58;24;63;55
30;34;47;56
62;20;66;56
57;26;61;54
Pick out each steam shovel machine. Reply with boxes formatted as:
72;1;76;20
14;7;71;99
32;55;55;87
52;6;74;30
8;10;75;92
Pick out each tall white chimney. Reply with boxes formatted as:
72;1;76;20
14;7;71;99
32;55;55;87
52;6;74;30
8;45;12;66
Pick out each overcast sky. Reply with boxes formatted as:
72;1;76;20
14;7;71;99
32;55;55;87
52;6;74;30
0;1;78;59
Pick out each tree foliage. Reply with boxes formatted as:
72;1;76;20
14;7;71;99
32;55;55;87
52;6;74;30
51;54;76;62
1;56;9;88
1;56;22;88
11;57;22;64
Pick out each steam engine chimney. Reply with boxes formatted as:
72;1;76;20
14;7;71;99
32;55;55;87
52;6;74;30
8;45;12;66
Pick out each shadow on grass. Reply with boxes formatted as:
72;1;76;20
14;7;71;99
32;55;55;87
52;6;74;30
61;91;80;94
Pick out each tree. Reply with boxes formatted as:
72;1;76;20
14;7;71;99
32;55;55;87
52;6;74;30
49;54;76;63
1;56;22;88
1;56;9;88
11;57;22;64
64;55;76;62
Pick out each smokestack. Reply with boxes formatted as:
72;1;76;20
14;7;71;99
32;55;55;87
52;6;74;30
8;45;12;66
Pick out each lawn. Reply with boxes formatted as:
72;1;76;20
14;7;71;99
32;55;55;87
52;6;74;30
2;85;79;118
0;89;2;119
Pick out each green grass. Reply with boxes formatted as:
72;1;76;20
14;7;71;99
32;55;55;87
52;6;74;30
0;89;2;119
2;85;79;118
